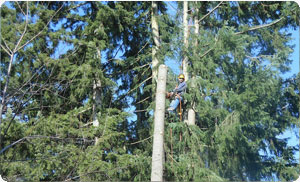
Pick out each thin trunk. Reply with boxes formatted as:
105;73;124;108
187;6;199;126
93;48;102;145
152;1;160;86
182;1;189;81
151;64;167;181
183;1;190;124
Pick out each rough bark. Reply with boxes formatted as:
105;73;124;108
151;64;167;182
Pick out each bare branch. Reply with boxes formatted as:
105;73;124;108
0;138;26;154
16;2;65;52
136;96;151;104
16;1;26;16
199;1;224;22
137;42;149;55
200;47;214;58
0;44;12;56
1;38;13;55
200;36;218;58
66;2;88;12
235;17;284;35
13;1;29;53
127;76;152;95
0;135;95;155
130;135;153;145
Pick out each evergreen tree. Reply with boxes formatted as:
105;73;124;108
162;1;299;181
0;1;298;181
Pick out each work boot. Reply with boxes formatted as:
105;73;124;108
167;107;174;111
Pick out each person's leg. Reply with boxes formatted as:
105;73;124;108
168;98;180;111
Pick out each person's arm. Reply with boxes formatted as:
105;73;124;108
174;82;186;93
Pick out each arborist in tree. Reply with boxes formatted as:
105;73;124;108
167;74;187;113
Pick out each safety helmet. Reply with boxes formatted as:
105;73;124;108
178;74;185;79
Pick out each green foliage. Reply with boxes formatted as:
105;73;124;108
0;1;299;181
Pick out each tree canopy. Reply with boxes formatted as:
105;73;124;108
0;1;299;181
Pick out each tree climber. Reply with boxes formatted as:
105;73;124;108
167;74;187;113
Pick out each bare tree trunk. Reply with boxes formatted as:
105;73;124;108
152;1;160;85
187;5;199;126
182;1;189;81
182;1;190;124
151;64;167;182
93;48;102;145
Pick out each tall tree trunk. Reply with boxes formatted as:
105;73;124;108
182;1;192;124
151;64;167;182
182;1;189;81
93;48;102;145
152;1;160;87
187;5;199;126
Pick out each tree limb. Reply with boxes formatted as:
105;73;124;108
16;1;26;17
235;17;284;35
0;43;12;56
16;2;65;52
0;137;26;155
127;76;152;95
0;135;95;155
199;1;224;22
14;1;29;53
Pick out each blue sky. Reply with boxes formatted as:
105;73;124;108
278;27;299;162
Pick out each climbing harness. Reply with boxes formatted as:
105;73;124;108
165;92;183;121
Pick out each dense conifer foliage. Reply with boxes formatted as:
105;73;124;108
0;1;299;181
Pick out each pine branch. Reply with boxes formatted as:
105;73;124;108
235;17;284;35
0;135;95;154
198;1;224;22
